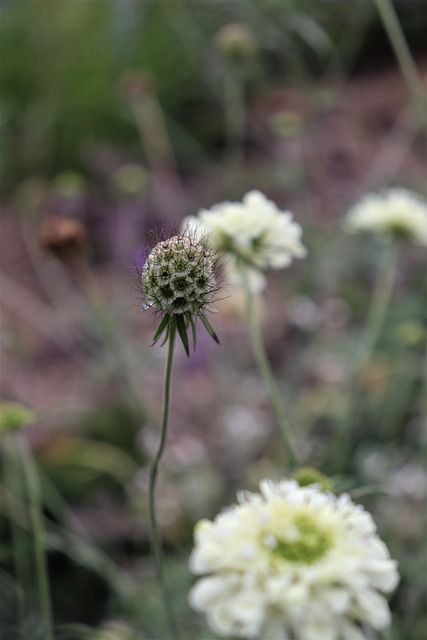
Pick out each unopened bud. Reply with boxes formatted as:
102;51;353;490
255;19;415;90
39;216;86;262
214;23;258;63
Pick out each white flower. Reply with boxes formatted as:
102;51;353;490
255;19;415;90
344;188;427;246
189;479;399;640
183;190;307;292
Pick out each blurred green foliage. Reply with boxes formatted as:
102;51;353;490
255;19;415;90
3;0;426;192
0;0;377;189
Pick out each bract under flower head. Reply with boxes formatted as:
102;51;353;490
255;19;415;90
140;233;219;355
189;478;399;640
183;190;307;292
344;188;427;246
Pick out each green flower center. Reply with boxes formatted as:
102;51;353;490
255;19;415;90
388;222;412;240
268;513;332;564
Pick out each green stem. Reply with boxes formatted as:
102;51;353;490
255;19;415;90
244;285;299;467
357;242;398;374
16;434;53;640
4;439;28;640
73;257;144;420
329;242;398;472
223;70;246;186
374;0;426;130
148;323;180;639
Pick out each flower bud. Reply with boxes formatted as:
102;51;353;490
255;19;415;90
293;466;333;493
113;164;148;196
39;216;86;262
214;23;258;63
0;402;34;433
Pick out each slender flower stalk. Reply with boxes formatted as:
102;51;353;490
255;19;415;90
121;72;185;220
329;243;398;472
139;231;220;638
244;281;299;466
16;434;54;640
214;24;258;182
71;257;145;417
223;71;246;182
1;404;53;638
182;191;306;463
330;188;427;471
4;438;29;640
356;241;398;374
374;0;427;130
148;323;180;639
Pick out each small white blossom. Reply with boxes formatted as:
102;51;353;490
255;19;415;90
344;188;427;246
183;190;307;292
189;479;399;640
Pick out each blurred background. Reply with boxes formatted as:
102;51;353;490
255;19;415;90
0;1;426;639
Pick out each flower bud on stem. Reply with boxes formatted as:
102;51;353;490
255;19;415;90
140;231;220;638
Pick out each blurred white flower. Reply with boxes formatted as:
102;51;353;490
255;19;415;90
183;190;306;292
189;479;399;640
344;188;427;246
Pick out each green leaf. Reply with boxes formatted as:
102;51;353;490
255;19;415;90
176;315;190;357
151;314;170;346
199;313;220;345
190;316;198;352
160;323;171;347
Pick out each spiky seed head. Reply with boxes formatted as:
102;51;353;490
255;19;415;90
141;235;216;316
140;234;220;355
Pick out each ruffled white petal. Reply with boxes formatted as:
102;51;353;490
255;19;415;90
188;479;399;639
181;191;307;291
344;188;427;246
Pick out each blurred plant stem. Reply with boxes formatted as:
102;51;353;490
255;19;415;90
15;433;54;640
244;285;299;467
2;481;132;602
223;72;246;188
4;439;29;640
329;242;398;473
374;0;427;131
71;255;144;420
126;79;185;219
355;242;398;373
148;323;180;640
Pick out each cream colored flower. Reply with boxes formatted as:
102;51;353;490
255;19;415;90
183;191;307;292
189;479;399;640
344;188;427;246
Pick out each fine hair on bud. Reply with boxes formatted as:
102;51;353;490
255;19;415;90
137;226;221;355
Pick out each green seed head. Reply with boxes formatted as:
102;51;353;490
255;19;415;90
141;235;216;316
